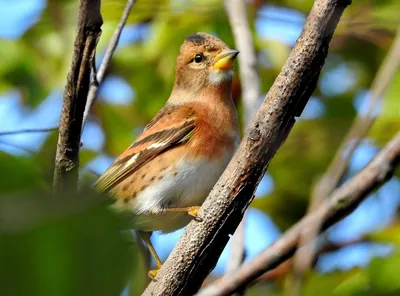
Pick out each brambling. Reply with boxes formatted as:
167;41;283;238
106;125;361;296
95;32;240;278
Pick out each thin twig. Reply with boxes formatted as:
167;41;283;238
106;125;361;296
0;127;58;136
142;0;350;295
225;0;260;127
224;0;261;284
289;26;400;294
0;140;35;154
134;230;152;290
198;131;400;296
203;237;369;284
82;0;136;129
53;0;103;194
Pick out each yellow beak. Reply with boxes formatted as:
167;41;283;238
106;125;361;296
213;49;240;70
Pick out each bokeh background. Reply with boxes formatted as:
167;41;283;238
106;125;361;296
1;0;400;295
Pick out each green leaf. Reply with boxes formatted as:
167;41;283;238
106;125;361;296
95;103;135;155
0;153;46;194
333;270;369;295
369;253;400;293
0;191;135;296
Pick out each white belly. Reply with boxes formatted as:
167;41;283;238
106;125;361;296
130;148;235;233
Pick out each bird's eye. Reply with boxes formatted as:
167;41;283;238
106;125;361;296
194;54;203;63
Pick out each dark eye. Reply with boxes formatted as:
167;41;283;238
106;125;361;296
194;54;203;63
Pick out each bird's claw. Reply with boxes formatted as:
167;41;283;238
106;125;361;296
188;206;202;222
148;269;159;280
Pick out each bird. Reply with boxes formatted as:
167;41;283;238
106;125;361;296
95;32;240;278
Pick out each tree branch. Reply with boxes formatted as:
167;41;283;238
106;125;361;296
0;140;35;154
290;25;400;293
225;0;260;128
198;131;400;296
0;127;58;136
203;237;369;284
224;0;261;283
53;0;103;194
198;133;400;296
142;0;351;295
82;0;136;129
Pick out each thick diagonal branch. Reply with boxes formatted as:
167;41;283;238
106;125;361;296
198;131;400;296
53;0;102;194
142;0;351;295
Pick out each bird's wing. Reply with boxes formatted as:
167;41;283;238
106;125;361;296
95;104;196;193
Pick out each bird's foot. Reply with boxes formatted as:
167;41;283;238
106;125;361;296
163;206;203;222
187;206;202;221
148;260;163;280
148;267;161;280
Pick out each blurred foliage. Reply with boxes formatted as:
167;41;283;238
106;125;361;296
297;252;400;296
0;154;140;296
0;0;399;295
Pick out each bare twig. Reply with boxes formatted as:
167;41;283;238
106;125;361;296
0;140;35;154
224;0;261;282
198;131;400;296
202;237;369;284
0;127;58;136
290;26;400;294
53;0;103;194
225;0;260;127
82;0;136;129
142;0;350;295
133;230;152;289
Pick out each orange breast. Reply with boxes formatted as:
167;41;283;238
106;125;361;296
187;101;239;160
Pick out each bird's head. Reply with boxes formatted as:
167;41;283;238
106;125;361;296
172;33;239;95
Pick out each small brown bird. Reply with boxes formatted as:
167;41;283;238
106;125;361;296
95;32;240;278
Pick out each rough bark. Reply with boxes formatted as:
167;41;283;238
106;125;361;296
53;0;102;194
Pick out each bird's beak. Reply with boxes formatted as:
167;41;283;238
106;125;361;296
213;49;240;70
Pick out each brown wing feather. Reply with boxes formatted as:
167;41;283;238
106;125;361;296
95;105;196;193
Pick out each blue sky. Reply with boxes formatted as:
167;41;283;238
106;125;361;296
0;0;399;277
